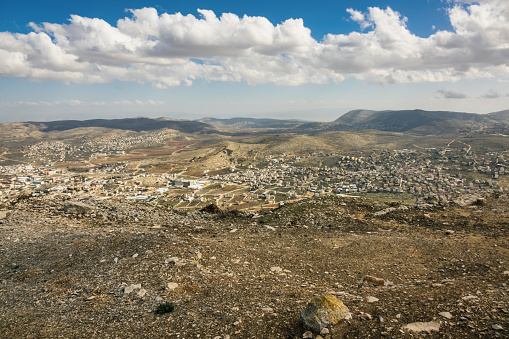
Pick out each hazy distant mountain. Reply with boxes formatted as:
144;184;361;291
330;109;504;133
28;117;215;134
197;117;308;129
333;109;377;125
2;109;508;139
487;109;509;124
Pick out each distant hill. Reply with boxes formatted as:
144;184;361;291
1;110;507;139
487;110;509;124
328;109;505;134
197;117;308;129
27;117;216;134
333;109;377;125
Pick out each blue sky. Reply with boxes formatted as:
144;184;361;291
0;0;508;122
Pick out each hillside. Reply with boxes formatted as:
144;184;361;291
1;194;508;338
28;117;216;134
487;109;509;124
329;109;505;133
198;117;307;130
333;109;376;125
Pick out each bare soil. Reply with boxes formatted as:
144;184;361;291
0;194;508;338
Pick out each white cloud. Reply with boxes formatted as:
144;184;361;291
0;1;508;86
346;8;372;30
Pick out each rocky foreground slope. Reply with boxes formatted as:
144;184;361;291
0;194;508;338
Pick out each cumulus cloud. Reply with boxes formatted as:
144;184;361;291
0;1;509;86
435;89;469;99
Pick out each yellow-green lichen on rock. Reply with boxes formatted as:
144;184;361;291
300;295;352;333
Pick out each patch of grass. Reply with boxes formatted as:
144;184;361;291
155;302;175;314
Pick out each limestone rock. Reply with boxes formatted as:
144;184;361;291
270;266;283;273
403;321;440;333
365;296;379;303
492;324;504;331
167;282;179;290
300;295;352;333
124;283;142;294
439;311;452;319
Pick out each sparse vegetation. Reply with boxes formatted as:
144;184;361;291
155;302;175;314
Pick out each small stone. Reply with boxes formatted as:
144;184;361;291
300;295;351;333
303;331;313;338
492;324;504;331
132;253;139;258
270;266;283;273
155;296;162;302
361;275;385;286
462;295;479;302
124;284;141;294
320;328;329;335
445;230;455;235
439;311;453;319
403;321;440;333
167;282;179;290
365;296;379;303
137;288;146;298
360;312;373;320
261;307;274;313
263;225;276;231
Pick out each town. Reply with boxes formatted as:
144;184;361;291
1;139;507;209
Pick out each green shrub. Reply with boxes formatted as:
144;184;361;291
155;302;175;314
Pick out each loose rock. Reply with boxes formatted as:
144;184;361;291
403;321;441;333
439;311;453;319
361;275;385;286
492;324;504;331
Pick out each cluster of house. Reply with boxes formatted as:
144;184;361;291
209;148;508;203
0;146;507;208
21;131;178;162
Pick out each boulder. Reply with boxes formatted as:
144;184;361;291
300;295;351;333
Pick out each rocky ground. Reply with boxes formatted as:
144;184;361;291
0;194;508;338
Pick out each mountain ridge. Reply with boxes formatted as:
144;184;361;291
1;109;508;136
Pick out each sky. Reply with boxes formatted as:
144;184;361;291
0;0;508;122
